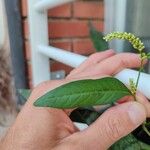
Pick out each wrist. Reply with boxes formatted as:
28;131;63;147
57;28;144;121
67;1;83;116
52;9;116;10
0;131;12;150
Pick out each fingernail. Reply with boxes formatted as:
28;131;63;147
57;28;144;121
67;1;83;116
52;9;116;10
128;102;146;125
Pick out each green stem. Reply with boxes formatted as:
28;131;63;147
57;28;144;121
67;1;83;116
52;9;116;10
142;122;150;136
135;57;144;89
133;95;136;101
134;55;150;136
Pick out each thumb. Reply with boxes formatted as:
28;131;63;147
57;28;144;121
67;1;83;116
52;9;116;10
75;102;146;150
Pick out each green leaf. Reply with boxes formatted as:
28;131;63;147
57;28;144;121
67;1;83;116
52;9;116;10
89;22;108;51
147;52;150;59
34;77;132;109
18;89;31;100
110;134;150;150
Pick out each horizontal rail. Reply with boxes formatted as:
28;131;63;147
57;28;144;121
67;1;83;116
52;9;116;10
35;0;74;12
38;45;87;68
74;122;88;131
115;69;150;99
39;45;150;99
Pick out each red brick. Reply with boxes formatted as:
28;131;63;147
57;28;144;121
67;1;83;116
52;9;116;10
73;1;104;19
51;61;73;74
24;41;31;60
23;20;104;40
48;4;71;18
50;40;72;51
26;62;32;80
49;20;87;38
93;21;104;31
23;20;29;39
73;39;96;55
29;80;33;89
21;0;71;18
21;0;28;17
48;20;103;38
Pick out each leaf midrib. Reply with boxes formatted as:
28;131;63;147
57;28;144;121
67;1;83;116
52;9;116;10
42;90;131;99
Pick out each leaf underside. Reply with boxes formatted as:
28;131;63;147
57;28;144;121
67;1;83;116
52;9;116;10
34;77;132;109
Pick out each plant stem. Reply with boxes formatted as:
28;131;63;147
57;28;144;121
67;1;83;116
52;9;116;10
142;122;150;136
135;57;144;89
133;95;136;101
134;54;150;136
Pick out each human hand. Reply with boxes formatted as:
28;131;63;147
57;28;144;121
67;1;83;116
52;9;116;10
0;50;149;150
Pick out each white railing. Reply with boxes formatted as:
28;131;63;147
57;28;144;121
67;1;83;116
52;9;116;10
38;45;87;68
35;0;74;12
28;0;150;99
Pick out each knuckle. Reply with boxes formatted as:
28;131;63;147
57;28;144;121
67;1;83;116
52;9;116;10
30;81;49;99
31;80;61;99
104;113;125;140
89;52;99;60
66;70;76;79
116;53;130;67
109;49;115;52
33;81;49;92
115;54;127;67
120;59;127;67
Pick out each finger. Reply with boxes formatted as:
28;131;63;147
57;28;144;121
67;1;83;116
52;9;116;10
95;53;147;75
93;96;134;112
136;92;150;117
67;50;115;79
71;102;146;150
67;53;143;79
117;95;133;104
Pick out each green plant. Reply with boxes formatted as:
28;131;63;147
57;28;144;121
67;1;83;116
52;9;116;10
20;32;150;149
34;77;132;108
89;22;108;51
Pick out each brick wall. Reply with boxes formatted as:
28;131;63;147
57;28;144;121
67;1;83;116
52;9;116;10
21;0;104;88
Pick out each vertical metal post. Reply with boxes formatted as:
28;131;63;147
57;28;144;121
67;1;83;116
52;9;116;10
28;0;50;86
5;0;27;89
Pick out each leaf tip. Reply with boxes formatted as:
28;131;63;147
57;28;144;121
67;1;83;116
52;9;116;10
33;100;40;107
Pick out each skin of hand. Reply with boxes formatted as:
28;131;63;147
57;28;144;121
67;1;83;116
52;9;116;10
0;50;150;150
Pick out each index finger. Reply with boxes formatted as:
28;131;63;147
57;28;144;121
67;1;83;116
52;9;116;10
96;53;144;75
75;53;146;78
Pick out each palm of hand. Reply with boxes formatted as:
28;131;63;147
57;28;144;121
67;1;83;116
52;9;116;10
10;80;77;150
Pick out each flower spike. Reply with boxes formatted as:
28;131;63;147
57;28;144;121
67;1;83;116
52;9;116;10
103;32;145;52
